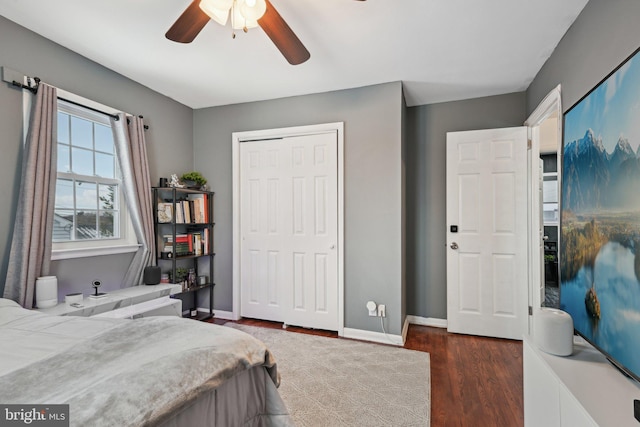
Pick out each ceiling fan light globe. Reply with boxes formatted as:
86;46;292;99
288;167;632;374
200;0;233;10
231;19;259;30
199;0;232;25
240;0;266;22
231;3;259;29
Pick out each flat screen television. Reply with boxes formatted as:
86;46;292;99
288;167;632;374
561;46;640;383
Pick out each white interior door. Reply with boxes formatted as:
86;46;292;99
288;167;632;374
446;127;528;340
240;139;287;323
239;132;339;330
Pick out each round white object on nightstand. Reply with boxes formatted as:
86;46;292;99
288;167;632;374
533;308;574;356
35;276;58;308
65;293;83;305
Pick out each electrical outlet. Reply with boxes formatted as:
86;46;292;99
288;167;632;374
366;300;377;316
378;304;386;318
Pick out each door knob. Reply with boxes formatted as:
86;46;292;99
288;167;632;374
450;242;459;250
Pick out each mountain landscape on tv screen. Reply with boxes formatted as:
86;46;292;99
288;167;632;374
563;128;640;212
562;127;640;282
561;127;640;382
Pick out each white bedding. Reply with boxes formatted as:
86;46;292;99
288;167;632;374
0;298;292;426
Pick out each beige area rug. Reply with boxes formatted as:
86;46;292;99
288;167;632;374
226;324;430;427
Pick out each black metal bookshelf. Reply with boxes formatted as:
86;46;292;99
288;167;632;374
153;186;215;320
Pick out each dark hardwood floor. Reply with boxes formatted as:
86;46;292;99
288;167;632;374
405;324;523;427
210;318;523;427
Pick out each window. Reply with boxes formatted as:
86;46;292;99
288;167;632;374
52;100;137;259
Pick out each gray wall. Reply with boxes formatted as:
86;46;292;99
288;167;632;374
6;0;631;327
407;0;640;321
527;0;640;115
194;82;406;334
0;16;193;297
405;92;527;319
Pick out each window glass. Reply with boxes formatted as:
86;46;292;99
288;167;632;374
57;143;71;173
75;211;97;240
70;116;93;149
98;211;116;238
98;184;118;210
95;152;115;178
53;209;74;242
53;101;125;245
95;124;114;154
71;147;94;176
75;181;97;210
55;179;74;209
57;112;69;144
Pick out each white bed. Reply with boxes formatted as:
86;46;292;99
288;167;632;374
0;298;292;426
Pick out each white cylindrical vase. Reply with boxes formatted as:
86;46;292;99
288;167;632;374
35;276;58;308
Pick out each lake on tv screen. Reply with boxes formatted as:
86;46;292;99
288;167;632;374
561;240;640;379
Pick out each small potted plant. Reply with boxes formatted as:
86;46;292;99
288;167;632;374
180;171;207;189
174;267;189;291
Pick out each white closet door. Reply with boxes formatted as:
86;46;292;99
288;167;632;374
240;139;288;322
240;132;338;330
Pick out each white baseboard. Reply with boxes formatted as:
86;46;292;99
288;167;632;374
406;315;447;329
402;317;410;342
343;327;404;346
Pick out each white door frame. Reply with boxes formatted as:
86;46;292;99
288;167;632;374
231;122;345;336
524;85;562;335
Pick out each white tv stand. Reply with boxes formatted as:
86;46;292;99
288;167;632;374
523;335;640;426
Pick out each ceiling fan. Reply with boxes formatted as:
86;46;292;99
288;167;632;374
166;0;365;66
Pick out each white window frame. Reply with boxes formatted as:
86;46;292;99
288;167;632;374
47;92;138;260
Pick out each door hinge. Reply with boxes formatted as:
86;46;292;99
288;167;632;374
528;306;533;315
527;139;532;150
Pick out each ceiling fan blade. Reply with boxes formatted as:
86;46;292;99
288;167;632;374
259;0;310;65
166;0;211;43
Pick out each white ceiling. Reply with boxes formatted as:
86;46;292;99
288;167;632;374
0;0;588;109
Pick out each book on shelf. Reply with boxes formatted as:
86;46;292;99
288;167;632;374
162;232;211;257
175;202;184;223
184;201;192;224
189;193;208;223
157;203;173;223
184;229;208;256
193;198;203;223
175;234;192;255
193;233;202;256
203;193;209;223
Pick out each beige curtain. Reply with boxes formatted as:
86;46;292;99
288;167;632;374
111;114;155;286
3;84;57;308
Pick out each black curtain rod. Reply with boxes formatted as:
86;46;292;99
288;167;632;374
58;95;120;121
11;78;149;130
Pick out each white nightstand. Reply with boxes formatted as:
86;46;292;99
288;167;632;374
35;284;182;318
